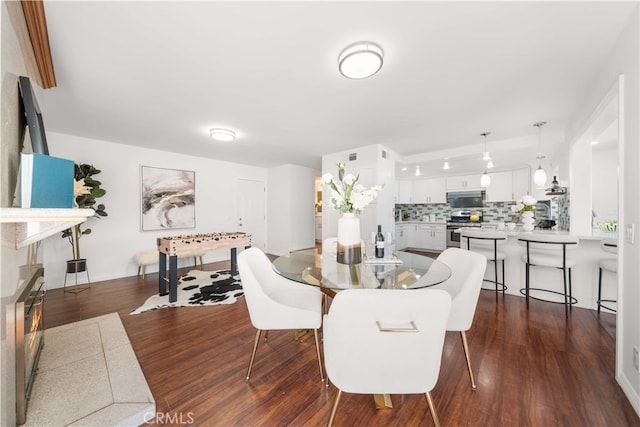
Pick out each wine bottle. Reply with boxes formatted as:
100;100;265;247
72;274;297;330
375;225;385;258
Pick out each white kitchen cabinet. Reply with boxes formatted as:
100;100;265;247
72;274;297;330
396;180;413;203
406;224;421;248
419;178;446;203
512;168;530;200
398;178;446;204
486;171;513;202
395;224;408;250
420;224;446;251
412;180;428;203
446;174;483;190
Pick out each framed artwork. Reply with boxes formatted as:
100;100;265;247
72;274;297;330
141;166;195;231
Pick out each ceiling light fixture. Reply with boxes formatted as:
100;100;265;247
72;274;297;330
533;121;547;189
480;132;491;188
338;41;384;79
443;160;450;170
415;166;421;177
209;128;236;142
481;170;491;188
487;159;494;169
481;131;491;161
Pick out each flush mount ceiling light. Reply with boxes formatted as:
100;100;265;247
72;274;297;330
481;132;491;161
338;41;384;79
209;128;236;142
533;121;547;189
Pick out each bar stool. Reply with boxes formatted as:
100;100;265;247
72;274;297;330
518;234;579;318
460;229;507;301
597;238;618;313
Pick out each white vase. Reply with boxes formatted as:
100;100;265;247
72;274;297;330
337;212;362;264
521;211;535;232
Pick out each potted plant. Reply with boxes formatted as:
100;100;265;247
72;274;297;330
61;163;108;273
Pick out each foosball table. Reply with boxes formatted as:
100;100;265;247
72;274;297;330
157;232;252;303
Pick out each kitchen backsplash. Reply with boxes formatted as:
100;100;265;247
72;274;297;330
395;199;568;228
554;194;570;231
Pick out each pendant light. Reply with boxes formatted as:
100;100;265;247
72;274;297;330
482;131;491;161
533;122;547;189
480;132;491;188
443;159;450;170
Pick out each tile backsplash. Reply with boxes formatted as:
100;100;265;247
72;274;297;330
395;198;568;230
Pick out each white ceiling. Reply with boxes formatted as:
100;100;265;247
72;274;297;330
37;1;635;177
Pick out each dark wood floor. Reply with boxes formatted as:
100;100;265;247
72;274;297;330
43;258;638;427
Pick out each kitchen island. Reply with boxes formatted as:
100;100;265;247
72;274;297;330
455;227;618;311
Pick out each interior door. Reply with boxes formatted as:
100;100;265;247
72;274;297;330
238;179;266;251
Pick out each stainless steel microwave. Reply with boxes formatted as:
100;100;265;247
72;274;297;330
446;190;485;208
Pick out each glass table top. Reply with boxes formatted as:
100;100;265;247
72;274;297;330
272;249;451;290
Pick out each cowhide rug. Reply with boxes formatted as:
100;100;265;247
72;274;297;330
130;269;243;315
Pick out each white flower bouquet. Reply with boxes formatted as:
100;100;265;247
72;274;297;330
322;163;383;214
511;195;537;214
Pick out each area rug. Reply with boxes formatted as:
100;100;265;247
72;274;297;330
131;269;243;315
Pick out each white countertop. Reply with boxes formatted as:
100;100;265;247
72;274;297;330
452;225;617;241
395;220;447;225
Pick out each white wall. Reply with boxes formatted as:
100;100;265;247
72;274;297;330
321;144;397;243
563;7;639;413
592;148;618;222
43;132;267;288
266;164;317;256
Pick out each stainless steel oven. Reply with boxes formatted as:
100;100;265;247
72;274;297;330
446;225;462;248
446;210;483;248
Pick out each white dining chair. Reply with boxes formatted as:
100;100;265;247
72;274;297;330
517;234;579;318
460;229;508;300
597;238;618;313
430;247;487;391
323;288;452;427
237;247;324;382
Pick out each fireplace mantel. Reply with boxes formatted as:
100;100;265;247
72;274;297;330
0;208;95;249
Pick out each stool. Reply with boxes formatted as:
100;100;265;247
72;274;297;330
135;250;204;279
518;234;579;318
135;250;158;279
460;229;507;301
597;238;618;313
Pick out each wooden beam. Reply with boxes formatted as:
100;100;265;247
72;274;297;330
20;0;56;89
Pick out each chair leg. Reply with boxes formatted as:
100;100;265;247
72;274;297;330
562;267;569;318
501;260;506;295
460;331;476;391
597;267;603;313
493;259;498;302
425;391;442;427
313;329;325;384
569;268;573;311
525;262;530;307
246;329;262;380
327;389;342;427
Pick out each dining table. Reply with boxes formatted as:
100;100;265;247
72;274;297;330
272;248;452;410
272;248;452;294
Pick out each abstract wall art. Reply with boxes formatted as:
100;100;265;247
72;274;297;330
141;166;195;231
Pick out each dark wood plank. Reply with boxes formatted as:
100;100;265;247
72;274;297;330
43;259;639;427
